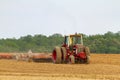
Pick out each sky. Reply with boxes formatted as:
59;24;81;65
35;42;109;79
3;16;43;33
0;0;120;38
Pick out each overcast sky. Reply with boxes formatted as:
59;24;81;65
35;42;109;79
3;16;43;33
0;0;120;38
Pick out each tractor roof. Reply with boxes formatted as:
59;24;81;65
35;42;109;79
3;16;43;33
65;34;82;37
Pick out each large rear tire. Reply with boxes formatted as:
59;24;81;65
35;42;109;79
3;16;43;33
61;47;67;63
69;55;75;64
52;47;62;64
85;47;90;56
85;47;90;64
86;56;90;64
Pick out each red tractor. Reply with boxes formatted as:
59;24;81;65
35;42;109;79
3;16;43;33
52;34;90;64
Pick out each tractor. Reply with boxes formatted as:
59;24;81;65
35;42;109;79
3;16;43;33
52;33;90;64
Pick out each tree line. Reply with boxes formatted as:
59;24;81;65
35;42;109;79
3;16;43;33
0;31;120;54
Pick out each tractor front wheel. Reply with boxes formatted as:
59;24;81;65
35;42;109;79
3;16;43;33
69;55;75;64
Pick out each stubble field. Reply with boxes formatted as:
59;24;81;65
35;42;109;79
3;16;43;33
0;54;120;80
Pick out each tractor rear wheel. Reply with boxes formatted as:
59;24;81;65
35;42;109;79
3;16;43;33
69;55;75;64
85;47;90;64
61;47;67;63
85;47;90;56
52;47;62;64
86;56;90;64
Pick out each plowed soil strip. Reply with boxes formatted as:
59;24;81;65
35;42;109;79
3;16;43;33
0;54;120;80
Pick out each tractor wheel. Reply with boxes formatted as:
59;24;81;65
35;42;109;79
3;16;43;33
85;47;90;56
52;47;62;64
69;55;75;64
86;56;90;64
61;47;67;63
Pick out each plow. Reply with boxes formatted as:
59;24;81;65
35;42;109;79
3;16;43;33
15;51;52;62
0;53;15;59
0;52;52;62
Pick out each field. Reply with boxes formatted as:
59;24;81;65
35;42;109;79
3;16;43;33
0;54;120;80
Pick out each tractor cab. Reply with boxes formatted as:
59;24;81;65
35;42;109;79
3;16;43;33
63;34;84;53
64;34;83;46
64;34;83;47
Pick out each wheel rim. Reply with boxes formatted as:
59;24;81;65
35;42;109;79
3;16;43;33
52;50;57;62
